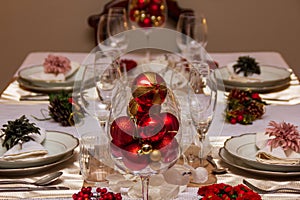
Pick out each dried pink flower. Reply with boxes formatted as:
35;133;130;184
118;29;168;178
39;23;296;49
43;54;71;75
266;121;300;153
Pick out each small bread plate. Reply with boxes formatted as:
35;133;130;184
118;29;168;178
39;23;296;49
219;147;300;177
224;133;300;172
0;130;79;168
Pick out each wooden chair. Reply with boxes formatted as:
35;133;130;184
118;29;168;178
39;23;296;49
87;0;194;45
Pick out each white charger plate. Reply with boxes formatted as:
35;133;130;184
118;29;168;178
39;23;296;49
224;133;300;172
214;65;291;92
0;130;78;168
219;147;300;177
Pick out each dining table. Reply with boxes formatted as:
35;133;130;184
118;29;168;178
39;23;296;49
0;50;300;200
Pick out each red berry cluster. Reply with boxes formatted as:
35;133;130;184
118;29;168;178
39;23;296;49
225;89;267;125
72;187;122;200
198;183;261;200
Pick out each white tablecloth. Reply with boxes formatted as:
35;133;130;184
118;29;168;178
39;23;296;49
1;51;300;200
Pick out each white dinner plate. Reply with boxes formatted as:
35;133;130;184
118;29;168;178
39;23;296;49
219;147;300;177
214;65;291;92
0;130;79;169
0;152;74;176
18;62;80;87
224;133;300;172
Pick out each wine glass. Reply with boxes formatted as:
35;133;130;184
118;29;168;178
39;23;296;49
176;13;208;61
187;61;217;167
107;67;182;200
79;62;122;130
107;8;129;53
128;0;168;60
97;11;129;54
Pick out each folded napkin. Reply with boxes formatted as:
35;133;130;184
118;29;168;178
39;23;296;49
255;132;300;165
1;128;48;160
28;62;80;81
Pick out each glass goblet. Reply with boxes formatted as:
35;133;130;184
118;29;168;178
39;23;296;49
108;68;182;200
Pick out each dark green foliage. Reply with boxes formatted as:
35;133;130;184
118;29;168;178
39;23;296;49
0;115;40;150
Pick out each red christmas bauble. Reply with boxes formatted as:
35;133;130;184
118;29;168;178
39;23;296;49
122;142;149;171
131;72;167;107
138;114;166;143
149;3;160;16
110;116;136;147
139;17;152;27
137;0;149;9
161;112;179;137
153;132;175;149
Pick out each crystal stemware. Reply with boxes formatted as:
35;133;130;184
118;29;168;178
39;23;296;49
79;61;122;130
176;13;208;61
188;61;217;166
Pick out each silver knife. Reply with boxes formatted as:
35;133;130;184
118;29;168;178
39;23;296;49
0;186;70;192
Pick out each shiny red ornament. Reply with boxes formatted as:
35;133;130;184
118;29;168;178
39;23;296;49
149;3;160;16
139;17;152;27
138;114;166;143
122;142;149;171
137;0;148;9
110;116;136;147
161;112;179;137
131;72;167;107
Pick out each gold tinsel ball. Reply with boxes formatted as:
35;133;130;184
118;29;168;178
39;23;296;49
150;149;162;162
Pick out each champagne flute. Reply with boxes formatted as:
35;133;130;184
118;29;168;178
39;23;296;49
188;61;217;167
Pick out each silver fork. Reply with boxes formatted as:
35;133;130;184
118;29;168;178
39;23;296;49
243;179;300;194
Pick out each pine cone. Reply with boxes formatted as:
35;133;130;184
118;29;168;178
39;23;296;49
48;92;76;126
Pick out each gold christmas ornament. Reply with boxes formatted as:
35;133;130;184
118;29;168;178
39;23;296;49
141;143;153;154
150;149;162;162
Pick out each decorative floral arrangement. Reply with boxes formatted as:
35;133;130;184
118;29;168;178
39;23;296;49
232;56;260;77
225;89;267;124
266;121;300;153
72;187;122;200
197;183;261;200
0;115;40;150
43;54;71;75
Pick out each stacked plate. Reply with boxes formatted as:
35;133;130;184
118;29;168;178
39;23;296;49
219;133;300;177
0;131;78;176
17;62;80;93
213;64;291;93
